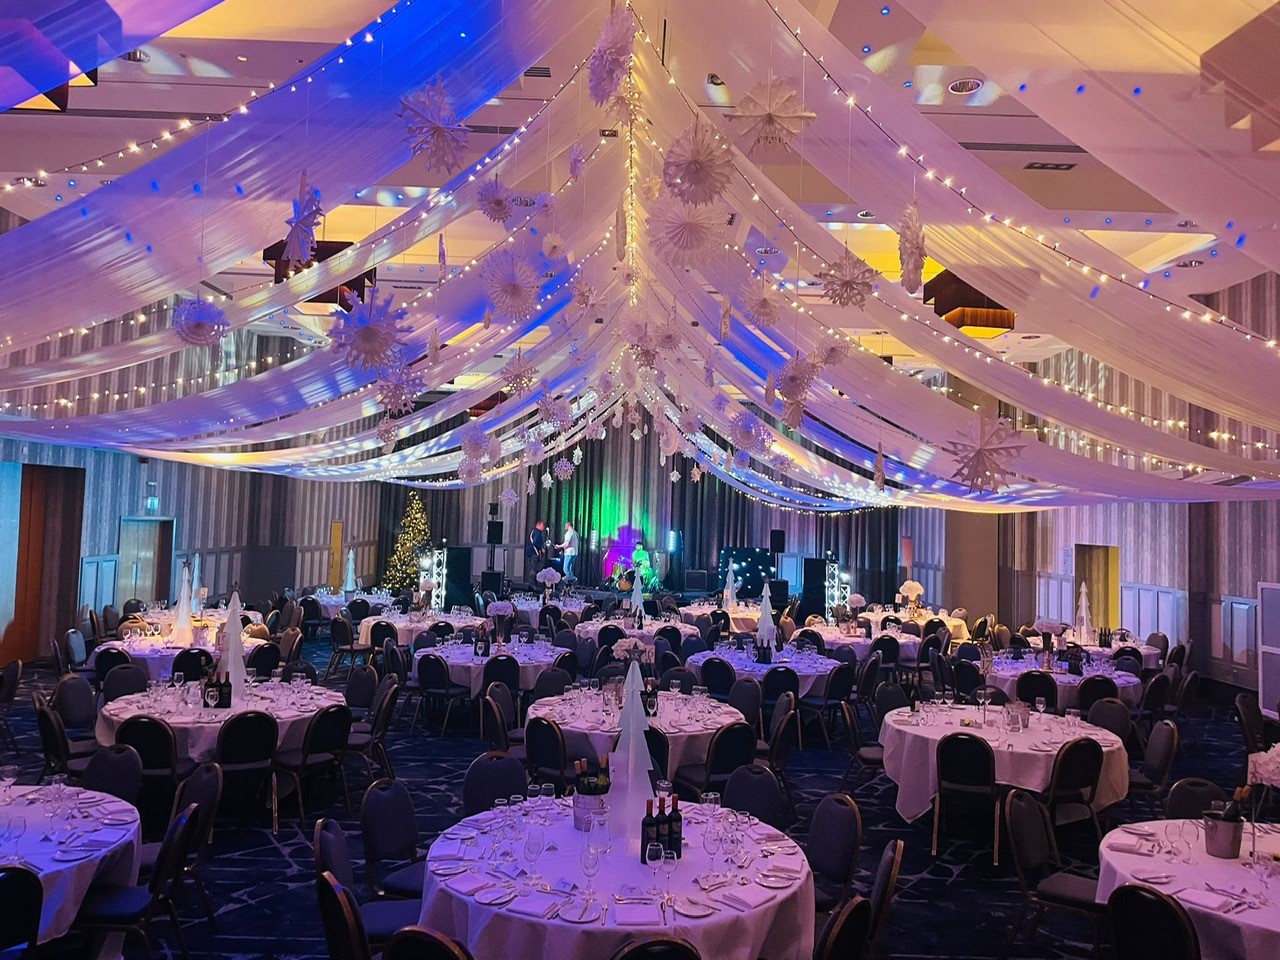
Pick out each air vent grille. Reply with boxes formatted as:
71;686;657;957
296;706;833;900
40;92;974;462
523;66;551;79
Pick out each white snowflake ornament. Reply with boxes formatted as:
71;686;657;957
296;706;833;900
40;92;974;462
942;416;1026;494
481;248;539;321
500;487;520;507
898;198;926;294
377;359;425;416
172;298;229;347
329;287;410;372
568;141;587;181
499;348;538;396
691;465;703;483
663;122;733;206
478;177;515;223
741;277;785;328
552;457;574;481
541;470;553;490
818;250;877;309
542;232;567;260
646;197;726;269
588;5;636;106
399;78;469;173
282;172;323;265
726;74;816;155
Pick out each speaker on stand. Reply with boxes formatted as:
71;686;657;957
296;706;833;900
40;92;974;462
769;529;785;585
486;517;503;573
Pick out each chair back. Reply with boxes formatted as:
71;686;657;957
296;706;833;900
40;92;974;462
1167;643;1188;668
553;629;577;651
348;598;370;623
1141;720;1179;789
244;623;271;642
1113;655;1142;676
216;710;280;765
869;635;899;666
644;726;671;778
282;661;318;684
462;752;528;816
722;763;785;827
1235;693;1267;752
383;926;474;960
608;937;701;960
1086;697;1132;742
525;716;568;776
52;674;96;730
968;684;1009;707
82;743;143;804
814;897;871;960
65;629;88;666
953;642;981;662
704;721;755;778
1174;670;1199;711
1004;789;1057;890
300;704;353;761
551;649;579;680
1077;674;1119;714
936;732;996;792
486;682;518;732
315;870;373;960
368;620;399;650
173;762;222;859
867;839;904;951
1165;777;1227;820
678;636;707;661
330;616;355;649
597;624;625;650
872;683;909;724
300;596;323;623
361;778;419;887
727;678;761;728
172;648;213;683
102;663;148;703
952;659;982;695
855;651;882;701
1108;884;1201;960
344;664;378;712
246;642;281;678
117;715;180;779
760;665;799;704
1014;670;1058;713
150;802;202;897
898;621;922;638
820;661;855;703
807;793;862;891
533;668;572;701
1048;737;1104;804
700;657;736;699
480;697;511;753
482;655;521;693
659;666;697;693
1140;672;1173;716
94;646;133;685
313;817;355;886
589;645;613;679
35;704;71;772
0;866;42;953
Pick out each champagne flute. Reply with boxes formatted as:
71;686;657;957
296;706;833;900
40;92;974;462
579;842;600;905
645;842;665;895
661;850;678;905
522;826;545;889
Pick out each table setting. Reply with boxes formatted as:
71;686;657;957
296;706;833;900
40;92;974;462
685;645;841;699
806;624;922;663
526;687;743;779
359;610;487;647
135;606;261;638
90;626;268;681
417;637;563;696
0;779;141;945
858;606;971;642
680;603;762;634
312;590;391;618
574;617;702;646
514;596;589;625
95;675;346;763
880;702;1129;822
983;652;1144;709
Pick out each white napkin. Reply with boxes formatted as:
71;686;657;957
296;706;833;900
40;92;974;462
1107;840;1155;857
446;872;491;896
717;885;776;910
614;902;663;925
761;862;803;879
1178;889;1233;912
430;838;463;859
508;892;561;918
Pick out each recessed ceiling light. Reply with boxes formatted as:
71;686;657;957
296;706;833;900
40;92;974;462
1176;219;1198;229
856;209;875;219
120;49;150;63
706;73;725;87
948;78;983;95
1021;334;1042;341
12;176;46;188
754;244;780;256
236;55;248;62
1175;259;1203;269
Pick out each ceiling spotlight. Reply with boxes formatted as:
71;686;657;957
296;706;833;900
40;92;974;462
754;244;780;256
1176;219;1198;229
706;73;725;86
948;77;984;95
120;48;150;63
1175;258;1204;269
236;55;248;62
12;176;46;188
856;209;875;220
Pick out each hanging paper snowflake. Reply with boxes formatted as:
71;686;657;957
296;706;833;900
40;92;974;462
172;298;229;347
375;415;398;449
663;123;733;206
874;443;887;492
377;359;425;416
572;276;601;315
712;393;730;414
732;450;751;469
898;197;926;295
542;232;567;260
646;197;726;269
729;409;768;455
458;457;483;484
478;177;515;223
770;450;791;471
499;348;538;396
726;75;817;155
500;487;520;507
588;4;636;106
399;78;469;173
527;476;536;496
815;331;851;367
481;248;539;321
631;428;642;441
329;287;410;372
596;370;616;399
691;464;703;483
669;468;681;483
653;314;684;353
572;446;583;465
678;408;703;435
522;434;547;466
720;295;732;340
552;457;575;481
764;371;776;407
703;360;715;387
486;434;503;464
460;419;489;460
778;354;820;429
568;141;587;180
627;327;660;371
611;407;624;429
538;395;574;429
282;172;323;265
541;470;553;490
659;423;681;461
818;250;877;309
438;234;447;273
941;416;1026;494
741;277;785;328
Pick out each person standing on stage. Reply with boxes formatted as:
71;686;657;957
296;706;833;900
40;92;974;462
526;519;548;574
558;521;579;581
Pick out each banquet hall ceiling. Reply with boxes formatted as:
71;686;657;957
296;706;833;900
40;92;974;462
2;0;1280;510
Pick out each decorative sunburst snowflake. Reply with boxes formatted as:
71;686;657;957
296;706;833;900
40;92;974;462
741;276;785;328
478;177;515;223
818;250;877;309
481;248;539;321
375;415;398;449
778;354;819;429
377;358;425;416
399;78;469;173
729;409;768;454
568;141;587;180
627;327;660;371
898;197;926;295
941;416;1026;494
458;457;482;484
538;395;574;429
282;172;323;265
542;232;567;260
486;434;503;464
460;419;489;460
588;5;636;106
663;122;733;206
726;74;816;155
521;433;547;466
328;287;410;372
552;457;575;481
678;408;704;436
172;297;229;347
646;197;726;269
500;487;520;507
815;331;851;367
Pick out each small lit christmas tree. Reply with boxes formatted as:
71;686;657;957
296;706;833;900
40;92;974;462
384;491;430;592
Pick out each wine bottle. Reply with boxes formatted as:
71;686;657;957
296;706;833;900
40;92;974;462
641;799;657;862
655;797;670;852
596;754;610;794
668;796;683;858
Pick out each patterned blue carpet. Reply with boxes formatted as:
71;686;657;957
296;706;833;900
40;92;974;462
4;648;1253;960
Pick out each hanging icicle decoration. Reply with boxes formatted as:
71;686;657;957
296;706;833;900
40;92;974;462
874;444;887;492
898;197;926;295
764;371;776;406
438;234;447;274
720;294;731;340
428;328;441;365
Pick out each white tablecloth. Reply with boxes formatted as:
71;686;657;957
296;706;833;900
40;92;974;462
526;692;743;778
681;604;762;634
808;628;922;664
574;620;701;645
95;684;346;763
984;662;1144;710
0;785;141;944
360;613;487;648
417;643;562;697
313;593;389;618
685;648;840;699
1097;820;1280;960
418;803;814;960
515;599;589;625
1080;644;1162;670
860;610;970;642
90;635;267;681
136;608;260;638
880;705;1129;822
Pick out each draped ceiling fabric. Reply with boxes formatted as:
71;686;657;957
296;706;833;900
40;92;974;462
0;0;223;110
3;0;1280;514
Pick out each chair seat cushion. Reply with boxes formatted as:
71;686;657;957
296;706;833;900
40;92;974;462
507;728;525;745
1036;871;1100;909
383;860;426;899
1128;771;1156;792
352;721;372;736
76;884;152;923
857;745;884;766
360;898;423;942
673;763;706;786
275;750;339;770
348;732;373;750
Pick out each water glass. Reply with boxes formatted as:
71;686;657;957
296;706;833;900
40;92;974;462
702;791;720;812
661;850;678;903
656;780;672;806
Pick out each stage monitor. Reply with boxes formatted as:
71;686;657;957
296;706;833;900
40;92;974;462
717;547;774;598
479;570;503;596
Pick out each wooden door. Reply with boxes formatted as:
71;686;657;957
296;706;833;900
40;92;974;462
117;518;175;603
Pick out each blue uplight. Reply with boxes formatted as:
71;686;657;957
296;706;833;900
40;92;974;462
1076;84;1086;94
1018;83;1027;92
881;6;890;14
862;45;872;54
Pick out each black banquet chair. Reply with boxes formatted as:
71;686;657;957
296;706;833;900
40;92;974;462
1108;883;1201;960
932;732;1001;864
382;926;475;960
0;865;42;955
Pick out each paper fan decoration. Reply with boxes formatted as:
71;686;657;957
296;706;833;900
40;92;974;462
486;434;503;464
377;359;425;416
522;434;548;465
874;443;887;492
552;457;575;481
778;353;819;429
568;141;587;180
458;457;483;484
499;349;538;396
898;197;926;294
282;172;323;265
172;298;229;347
399;78;469;173
328;287;410;372
663;123;733;206
729;409;768;455
741;277;785;328
588;4;636;106
941;416;1026;494
460;419;489;460
678;408;704;436
478;177;515;223
815;331;851;368
818;250;877;309
481;248;539;321
542;232;567;260
646;197;726;269
726;75;816;155
538;395;574;429
572;276;600;313
499;487;520;507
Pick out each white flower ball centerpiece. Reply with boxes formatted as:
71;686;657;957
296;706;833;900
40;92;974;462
535;566;562;601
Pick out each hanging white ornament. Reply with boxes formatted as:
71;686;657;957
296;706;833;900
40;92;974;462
818;249;877;308
770;450;791;471
172;298;229;347
572;446;583;465
535;192;556;217
438;234;447;274
712;392;730;414
615;205;627;262
669;468;681;483
678;408;703;435
376;415;398;449
874;444;887;492
486;434;503;464
527;476;536;496
282;172;324;265
720;294;732;340
898;197;926;295
460;420;489;460
568;141;587;180
458;457;483;484
541;470;554;490
482;308;492;330
596;370;616;399
377;358;425;416
646;197;726;269
538;395;574;429
588;3;636;106
729;409;768;455
627;326;659;371
572;276;600;315
611;406;624;429
703;360;715;387
726;74;816;155
498;348;538;396
522;435;547;465
500;487;520;507
328;286;410;372
481;248;539;321
741;276;784;328
631;428;642;441
778;354;819;430
399;78;469;173
732;450;750;469
542;232;567;260
764;371;776;406
659;423;681;461
941;416;1026;494
478;177;516;223
691;464;703;483
428;328;441;365
663;122;733;205
815;331;851;368
552;457;575;481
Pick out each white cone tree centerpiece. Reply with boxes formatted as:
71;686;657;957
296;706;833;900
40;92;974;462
757;579;777;648
343;549;357;593
172;564;194;647
608;660;654;837
219;590;249;696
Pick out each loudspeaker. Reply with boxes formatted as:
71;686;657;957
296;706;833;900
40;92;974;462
800;557;829;622
444;546;473;609
769;529;786;554
479;570;503;595
486;520;504;545
488;501;499;517
768;579;788;609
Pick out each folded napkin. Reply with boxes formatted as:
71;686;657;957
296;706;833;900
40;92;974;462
1178;889;1233;912
430;838;463;859
761;863;803;880
614;902;663;926
446;872;491;896
749;824;784;842
720;883;776;909
696;873;732;892
1107;840;1155;856
507;892;561;918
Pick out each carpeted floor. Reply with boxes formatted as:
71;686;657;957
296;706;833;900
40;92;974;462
4;646;1254;960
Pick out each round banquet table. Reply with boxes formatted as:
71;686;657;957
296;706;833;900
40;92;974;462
1078;643;1163;670
95;682;346;763
89;634;267;681
139;608;260;638
880;704;1130;822
804;627;922;664
360;612;487;647
515;598;589;625
416;641;562;697
859;609;970;642
685;647;840;699
1097;820;1279;960
681;603;762;633
313;592;389;618
526;690;743;779
983;660;1144;710
0;784;141;945
574;619;701;645
417;802;814;960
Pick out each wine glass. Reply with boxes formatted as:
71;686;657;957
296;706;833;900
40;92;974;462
976;686;991;726
670;680;681;696
522;826;545;889
645;842;665;895
1034;697;1047;726
1163;821;1182;863
661;850;678;905
1179;820;1198;862
701;822;722;876
579;841;600;904
0;765;18;803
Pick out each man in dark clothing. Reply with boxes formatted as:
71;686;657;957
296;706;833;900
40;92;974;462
526;519;548;574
